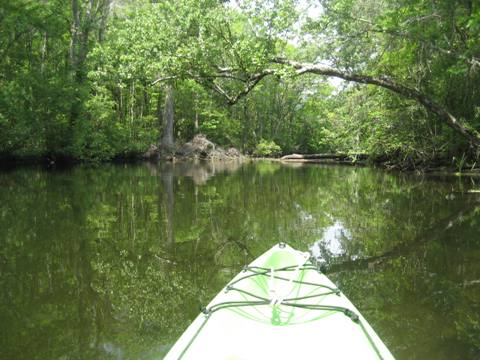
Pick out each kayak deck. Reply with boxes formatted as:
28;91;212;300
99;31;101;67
165;243;394;359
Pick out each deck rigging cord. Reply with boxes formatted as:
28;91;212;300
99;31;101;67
177;261;384;360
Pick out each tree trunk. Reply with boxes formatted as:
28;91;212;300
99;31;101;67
242;99;248;152
68;0;83;131
70;0;108;81
194;91;199;133
98;0;111;42
156;90;162;125
69;0;81;74
40;31;48;74
160;84;175;153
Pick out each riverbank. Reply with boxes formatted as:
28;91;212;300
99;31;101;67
0;134;245;169
259;152;480;176
2;145;480;177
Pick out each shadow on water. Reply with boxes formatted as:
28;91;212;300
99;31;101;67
0;160;479;359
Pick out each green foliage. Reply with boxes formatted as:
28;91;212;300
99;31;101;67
254;139;282;157
1;0;479;164
298;0;480;163
452;153;467;174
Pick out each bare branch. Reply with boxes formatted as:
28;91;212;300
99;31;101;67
208;81;235;103
226;69;276;104
151;75;178;86
196;68;276;105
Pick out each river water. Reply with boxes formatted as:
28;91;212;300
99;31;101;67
0;160;479;359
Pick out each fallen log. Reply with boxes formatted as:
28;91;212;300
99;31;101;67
281;153;349;160
280;159;360;165
280;153;368;162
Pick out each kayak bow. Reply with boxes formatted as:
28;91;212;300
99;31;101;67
165;243;394;359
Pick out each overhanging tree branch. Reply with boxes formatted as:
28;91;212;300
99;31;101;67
273;58;480;148
206;58;480;148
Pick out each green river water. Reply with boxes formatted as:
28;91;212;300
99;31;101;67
1;160;479;359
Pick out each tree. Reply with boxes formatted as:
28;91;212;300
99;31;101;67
203;51;480;151
68;0;113;157
182;0;480;152
160;84;175;153
1;0;479;162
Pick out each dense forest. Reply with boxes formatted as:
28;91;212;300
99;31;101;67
1;0;479;168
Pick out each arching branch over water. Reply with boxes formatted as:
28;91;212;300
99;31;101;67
209;59;480;149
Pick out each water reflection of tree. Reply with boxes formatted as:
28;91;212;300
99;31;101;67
160;163;175;246
325;200;480;273
0;165;233;359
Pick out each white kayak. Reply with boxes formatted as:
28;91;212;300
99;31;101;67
165;243;394;359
